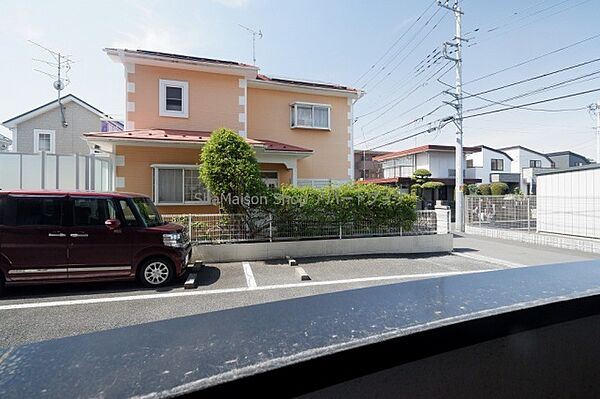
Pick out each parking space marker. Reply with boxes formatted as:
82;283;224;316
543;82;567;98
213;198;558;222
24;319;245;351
451;251;523;268
242;262;257;289
0;269;498;311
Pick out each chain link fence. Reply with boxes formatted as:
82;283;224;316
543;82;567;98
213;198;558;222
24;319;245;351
163;210;439;244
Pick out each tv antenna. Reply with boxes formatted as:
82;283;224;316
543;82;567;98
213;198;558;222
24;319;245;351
238;24;263;65
29;40;74;127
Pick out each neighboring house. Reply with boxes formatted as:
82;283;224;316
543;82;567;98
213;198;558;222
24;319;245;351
84;49;363;214
369;145;481;205
354;150;387;180
0;134;11;151
545;151;592;169
499;146;554;194
2;94;122;155
465;145;515;188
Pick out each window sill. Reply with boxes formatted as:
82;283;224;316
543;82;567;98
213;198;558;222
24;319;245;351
291;125;331;131
159;112;189;119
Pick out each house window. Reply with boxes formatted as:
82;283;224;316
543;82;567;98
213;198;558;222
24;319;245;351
159;79;189;118
466;159;474;168
290;102;331;130
530;160;542;168
34;129;55;153
260;171;279;188
491;159;504;171
152;166;210;204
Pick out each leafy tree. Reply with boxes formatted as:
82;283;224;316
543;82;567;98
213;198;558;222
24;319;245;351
199;128;267;215
411;169;444;199
490;182;509;196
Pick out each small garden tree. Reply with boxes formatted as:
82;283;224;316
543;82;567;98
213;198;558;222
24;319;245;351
490;182;509;196
199;127;267;215
411;169;444;203
466;183;479;196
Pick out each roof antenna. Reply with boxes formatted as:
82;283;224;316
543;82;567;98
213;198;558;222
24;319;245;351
29;40;74;128
238;24;263;65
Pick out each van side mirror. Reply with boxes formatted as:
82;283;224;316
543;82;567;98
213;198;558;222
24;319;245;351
105;219;121;230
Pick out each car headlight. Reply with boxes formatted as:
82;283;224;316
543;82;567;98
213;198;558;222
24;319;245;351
163;232;183;247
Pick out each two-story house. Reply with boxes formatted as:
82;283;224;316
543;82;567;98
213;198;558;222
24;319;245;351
354;150;387;180
84;49;362;214
370;145;481;203
545;151;592;169
465;145;515;187
499;146;554;194
2;94;122;155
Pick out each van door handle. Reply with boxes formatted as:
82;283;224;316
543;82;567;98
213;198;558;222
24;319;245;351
48;232;66;237
70;233;89;238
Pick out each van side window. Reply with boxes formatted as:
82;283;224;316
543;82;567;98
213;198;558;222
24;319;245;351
73;198;117;226
119;200;138;227
13;197;63;226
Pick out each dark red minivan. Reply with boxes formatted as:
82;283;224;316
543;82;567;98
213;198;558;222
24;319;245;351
0;191;191;294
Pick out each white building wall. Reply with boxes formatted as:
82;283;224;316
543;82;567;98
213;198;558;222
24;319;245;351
427;152;456;178
537;167;600;239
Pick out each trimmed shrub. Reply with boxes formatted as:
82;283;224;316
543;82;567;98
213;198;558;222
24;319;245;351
421;181;445;190
269;183;417;231
490;182;509;196
466;184;479;195
478;183;491;195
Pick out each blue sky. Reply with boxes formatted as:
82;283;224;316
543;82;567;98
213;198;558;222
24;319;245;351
1;0;599;159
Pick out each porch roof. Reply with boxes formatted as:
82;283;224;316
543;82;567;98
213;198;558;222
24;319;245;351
84;129;313;154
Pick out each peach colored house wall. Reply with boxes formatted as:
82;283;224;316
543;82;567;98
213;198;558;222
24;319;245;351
247;87;351;180
115;145;218;214
127;64;245;133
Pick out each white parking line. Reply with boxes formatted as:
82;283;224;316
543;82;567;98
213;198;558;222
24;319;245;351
452;251;523;268
242;262;257;289
0;269;495;311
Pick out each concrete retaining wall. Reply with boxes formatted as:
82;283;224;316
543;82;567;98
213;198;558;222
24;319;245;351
192;234;453;263
466;225;600;254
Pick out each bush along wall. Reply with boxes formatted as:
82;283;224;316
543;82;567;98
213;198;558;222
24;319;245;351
266;184;417;238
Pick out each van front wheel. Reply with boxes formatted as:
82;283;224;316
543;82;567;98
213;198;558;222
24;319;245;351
138;258;174;288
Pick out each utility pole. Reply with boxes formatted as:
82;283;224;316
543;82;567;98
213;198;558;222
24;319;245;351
238;25;263;65
588;101;600;163
439;0;465;231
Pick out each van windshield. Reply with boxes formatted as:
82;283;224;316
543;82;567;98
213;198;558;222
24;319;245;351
132;197;164;227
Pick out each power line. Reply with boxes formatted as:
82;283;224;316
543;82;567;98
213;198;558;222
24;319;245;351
353;0;437;86
463;87;600;120
364;9;448;91
463;32;600;86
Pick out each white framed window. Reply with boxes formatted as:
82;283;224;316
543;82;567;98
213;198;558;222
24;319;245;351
290;102;331;130
260;171;279;188
33;129;55;153
159;79;189;118
151;165;210;205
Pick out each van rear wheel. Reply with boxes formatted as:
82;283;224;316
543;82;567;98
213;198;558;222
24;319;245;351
138;258;174;288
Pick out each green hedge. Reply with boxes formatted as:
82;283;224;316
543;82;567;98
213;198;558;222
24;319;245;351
478;183;491;195
268;183;417;231
490;182;509;195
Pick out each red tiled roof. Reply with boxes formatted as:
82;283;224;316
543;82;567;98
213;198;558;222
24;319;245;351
84;129;313;153
373;145;480;162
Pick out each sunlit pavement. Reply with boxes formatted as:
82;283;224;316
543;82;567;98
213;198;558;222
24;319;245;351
1;233;598;347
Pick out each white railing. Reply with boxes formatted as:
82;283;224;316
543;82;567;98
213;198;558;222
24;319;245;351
466;195;536;231
163;210;442;244
0;151;113;192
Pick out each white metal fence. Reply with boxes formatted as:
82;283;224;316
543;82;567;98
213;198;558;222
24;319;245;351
466;195;537;231
0;151;113;191
163;210;440;244
466;195;600;239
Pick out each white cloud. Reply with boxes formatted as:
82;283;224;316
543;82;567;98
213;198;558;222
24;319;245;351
210;0;249;8
113;25;195;54
0;8;44;40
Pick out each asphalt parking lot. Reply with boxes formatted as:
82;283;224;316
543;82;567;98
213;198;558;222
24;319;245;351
1;233;599;347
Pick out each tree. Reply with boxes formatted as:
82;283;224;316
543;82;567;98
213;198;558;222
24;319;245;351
466;184;479;195
411;169;444;200
199;128;267;215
